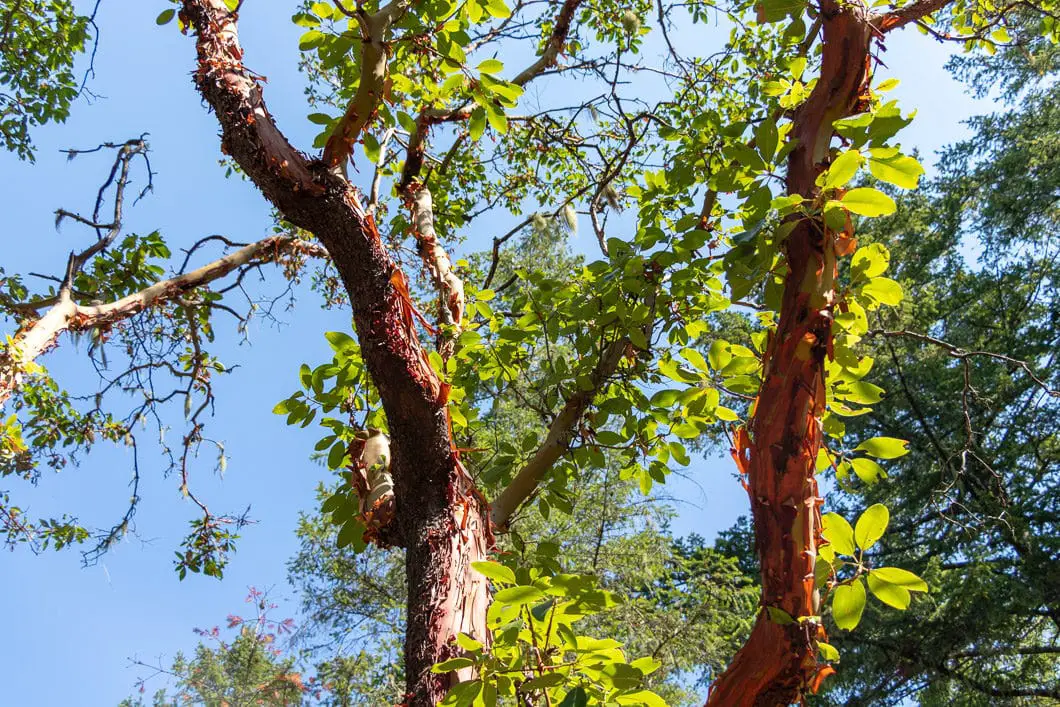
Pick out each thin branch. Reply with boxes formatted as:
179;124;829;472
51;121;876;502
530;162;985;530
0;235;325;407
866;329;1059;397
872;0;954;32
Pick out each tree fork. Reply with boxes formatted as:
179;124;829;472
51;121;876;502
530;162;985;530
705;1;873;703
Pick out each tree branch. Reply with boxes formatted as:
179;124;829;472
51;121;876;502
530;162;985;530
405;183;465;359
866;328;1059;397
0;235;325;408
322;2;410;167
872;0;954;32
398;0;585;190
490;292;656;529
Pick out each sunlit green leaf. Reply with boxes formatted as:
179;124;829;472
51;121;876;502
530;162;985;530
854;503;889;550
841;187;897;217
832;578;866;630
822;512;855;555
855;436;909;459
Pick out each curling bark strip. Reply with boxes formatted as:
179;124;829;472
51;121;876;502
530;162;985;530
179;2;490;702
705;2;873;703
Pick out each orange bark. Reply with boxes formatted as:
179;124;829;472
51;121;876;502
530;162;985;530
706;2;874;703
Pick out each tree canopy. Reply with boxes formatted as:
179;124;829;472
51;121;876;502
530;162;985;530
2;0;1059;704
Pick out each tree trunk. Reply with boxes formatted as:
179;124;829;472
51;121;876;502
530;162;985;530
177;5;496;704
706;2;872;703
399;447;493;704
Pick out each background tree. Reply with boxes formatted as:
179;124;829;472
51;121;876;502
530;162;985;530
121;588;308;707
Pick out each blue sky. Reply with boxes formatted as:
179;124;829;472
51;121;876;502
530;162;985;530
0;2;991;704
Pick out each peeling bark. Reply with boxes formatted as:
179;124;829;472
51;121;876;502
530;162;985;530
706;2;873;703
405;183;465;360
179;3;492;702
403;457;494;701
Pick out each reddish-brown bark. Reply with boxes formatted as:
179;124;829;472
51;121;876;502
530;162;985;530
706;2;873;703
178;2;493;702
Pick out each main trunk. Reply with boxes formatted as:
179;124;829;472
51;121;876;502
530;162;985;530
178;2;494;704
706;2;872;703
398;446;492;704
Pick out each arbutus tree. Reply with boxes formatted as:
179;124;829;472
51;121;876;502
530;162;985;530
2;0;1058;704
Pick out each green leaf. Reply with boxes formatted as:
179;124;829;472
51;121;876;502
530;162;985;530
708;340;732;370
298;30;325;51
521;673;566;691
156;9;176;25
325;331;357;352
336;518;366;552
855;436;909;459
841;187;897;217
870;567;928;592
477;58;504;74
630;656;662;676
867;572;911;609
817;641;840;661
485;106;508;134
327;441;347;470
815;557;833;588
320;492;344;514
832;578;867;630
310;1;334;18
483;0;511;19
854;503;889;550
442;72;467;96
850;457;886;484
860;277;903;306
823;150;862;189
432;657;475;673
616;691;668;707
292;12;321;27
468;108;486;141
822;512;855;555
850;243;890;280
868;153;924;189
767;606;794;624
838;380;886;404
471;560;517;585
440;679;482;706
455;632;483;652
558;687;588;707
755;118;779;162
493;585;546;606
362;132;381;163
680;347;709;372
